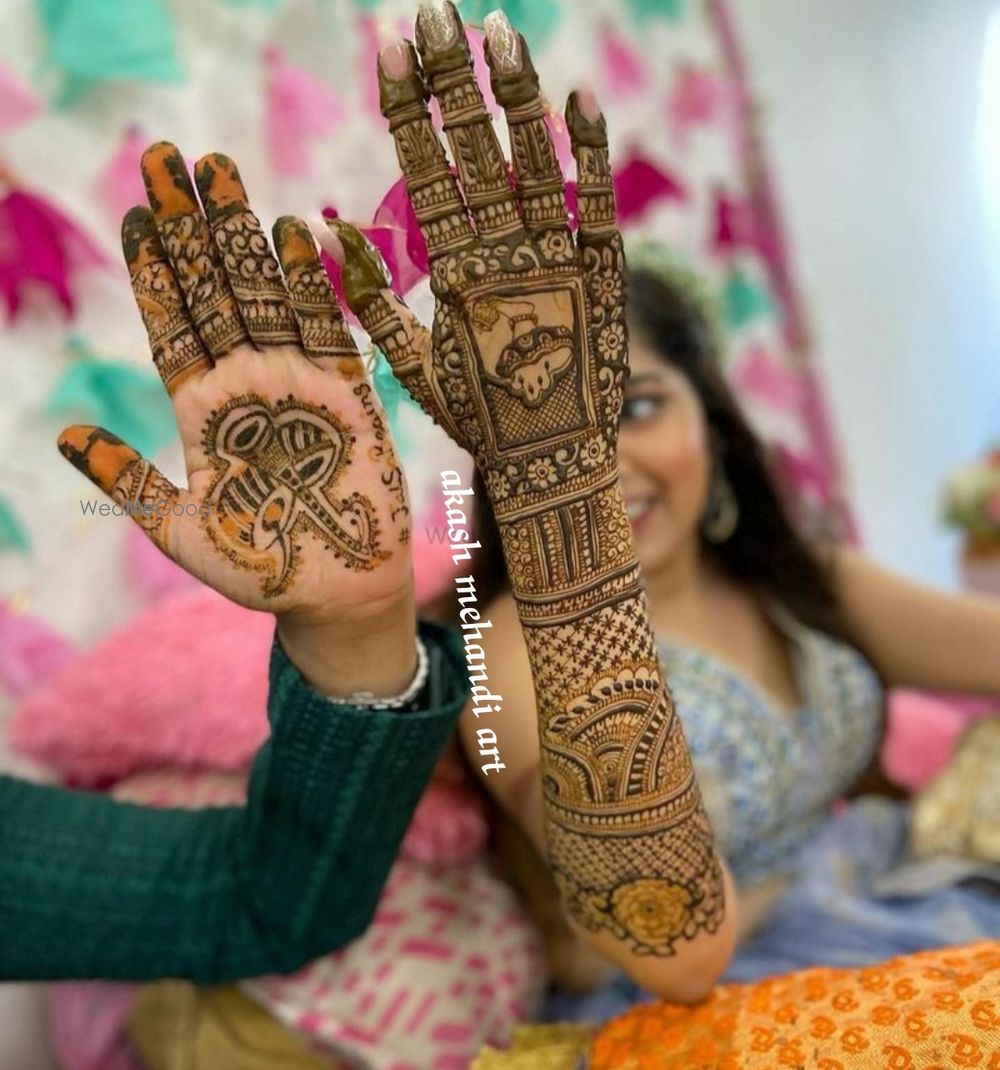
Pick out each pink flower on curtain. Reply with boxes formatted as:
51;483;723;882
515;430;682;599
0;60;38;132
600;22;649;99
93;124;148;225
711;189;778;263
264;45;348;180
356;13;383;121
771;442;835;508
0;600;76;700
731;344;804;413
613;150;687;224
667;65;731;150
125;524;199;603
0;183;107;320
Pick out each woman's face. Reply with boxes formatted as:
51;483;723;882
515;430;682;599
617;330;713;577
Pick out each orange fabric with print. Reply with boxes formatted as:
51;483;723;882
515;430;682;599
590;941;1000;1070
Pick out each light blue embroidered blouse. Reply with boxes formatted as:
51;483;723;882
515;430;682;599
656;607;884;886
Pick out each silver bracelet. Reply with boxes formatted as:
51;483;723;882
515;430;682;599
326;635;429;709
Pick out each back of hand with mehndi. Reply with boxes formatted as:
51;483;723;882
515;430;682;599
323;1;738;1001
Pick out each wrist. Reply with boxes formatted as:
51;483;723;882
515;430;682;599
275;585;418;698
493;473;641;605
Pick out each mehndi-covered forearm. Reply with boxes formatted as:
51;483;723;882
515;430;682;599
481;78;723;957
502;496;726;956
335;1;725;958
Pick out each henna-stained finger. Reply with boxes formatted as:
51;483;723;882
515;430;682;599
565;89;617;242
272;215;361;375
322;218;460;442
194;154;300;349
57;425;186;558
141;142;250;359
483;11;570;242
378;40;475;260
122;206;213;396
414;1;523;242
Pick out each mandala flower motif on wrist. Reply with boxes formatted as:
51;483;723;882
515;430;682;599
610;879;694;947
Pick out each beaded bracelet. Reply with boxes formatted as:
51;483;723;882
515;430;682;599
326;635;430;710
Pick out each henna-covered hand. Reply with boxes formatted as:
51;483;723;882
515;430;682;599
330;2;726;959
58;146;411;637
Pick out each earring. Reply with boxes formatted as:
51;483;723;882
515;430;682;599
702;465;739;543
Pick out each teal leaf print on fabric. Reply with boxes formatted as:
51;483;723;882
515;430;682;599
457;0;561;50
723;267;774;330
0;496;30;554
36;0;183;106
46;337;177;458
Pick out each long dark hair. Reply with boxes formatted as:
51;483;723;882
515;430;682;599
426;266;854;646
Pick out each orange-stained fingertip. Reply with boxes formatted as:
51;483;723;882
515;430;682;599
140;141;198;218
56;425;137;490
193;153;249;218
273;215;322;271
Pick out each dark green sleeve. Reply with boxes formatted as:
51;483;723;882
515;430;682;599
0;618;469;982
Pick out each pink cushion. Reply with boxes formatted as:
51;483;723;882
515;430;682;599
9;590;272;785
882;689;970;790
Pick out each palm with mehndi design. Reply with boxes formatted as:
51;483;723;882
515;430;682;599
332;2;725;957
58;145;410;622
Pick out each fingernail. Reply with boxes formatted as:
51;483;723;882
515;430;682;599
484;10;521;73
379;41;413;79
576;87;601;123
310;215;345;265
417;0;459;52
